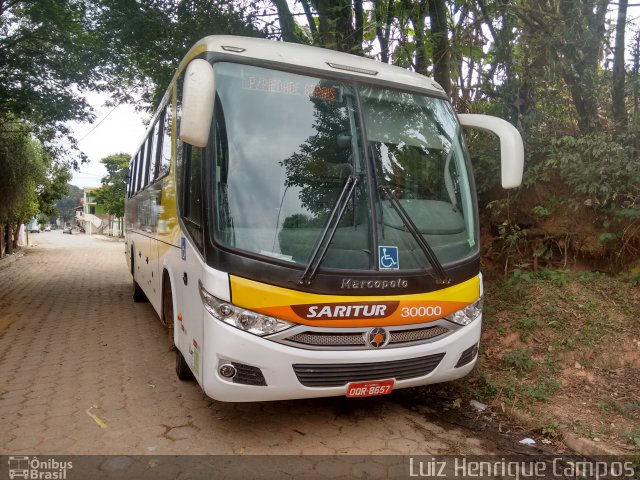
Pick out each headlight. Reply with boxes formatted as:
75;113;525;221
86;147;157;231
198;280;295;336
445;297;483;326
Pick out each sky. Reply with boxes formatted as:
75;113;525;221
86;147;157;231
68;93;147;189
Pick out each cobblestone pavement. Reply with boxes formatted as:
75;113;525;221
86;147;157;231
0;232;500;456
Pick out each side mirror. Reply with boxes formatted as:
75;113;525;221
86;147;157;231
180;59;215;148
458;114;524;189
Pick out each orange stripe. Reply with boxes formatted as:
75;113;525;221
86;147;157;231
230;274;480;328
256;300;468;327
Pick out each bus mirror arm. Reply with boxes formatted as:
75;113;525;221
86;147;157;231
458;114;524;189
180;59;215;148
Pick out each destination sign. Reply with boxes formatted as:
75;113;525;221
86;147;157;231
243;75;338;101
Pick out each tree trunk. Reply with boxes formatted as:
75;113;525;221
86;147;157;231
407;0;428;75
428;0;451;96
374;0;394;63
632;30;640;122
557;0;608;134
272;0;300;43
5;223;13;255
353;0;364;55
12;223;20;249
612;0;628;129
0;224;4;258
299;0;318;38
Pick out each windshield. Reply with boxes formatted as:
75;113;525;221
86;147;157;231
212;62;478;272
361;87;477;268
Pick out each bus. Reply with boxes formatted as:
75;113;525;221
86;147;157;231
125;35;524;402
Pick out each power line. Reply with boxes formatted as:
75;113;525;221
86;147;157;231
75;170;103;178
77;103;121;143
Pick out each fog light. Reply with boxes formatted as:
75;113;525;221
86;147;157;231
219;364;236;378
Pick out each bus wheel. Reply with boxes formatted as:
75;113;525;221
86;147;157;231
161;274;173;328
132;249;147;303
176;349;194;381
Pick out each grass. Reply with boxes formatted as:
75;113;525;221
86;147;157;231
449;267;640;449
503;348;536;373
622;429;640;446
599;397;640;415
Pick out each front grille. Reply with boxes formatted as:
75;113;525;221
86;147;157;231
232;362;267;386
293;353;445;387
288;332;365;347
285;325;450;349
388;326;449;345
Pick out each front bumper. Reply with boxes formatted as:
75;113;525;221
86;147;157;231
200;312;482;402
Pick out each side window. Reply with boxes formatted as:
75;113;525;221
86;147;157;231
134;152;142;193
182;144;204;252
158;106;172;177
144;130;154;186
148;121;160;182
127;161;133;197
134;151;142;193
140;141;149;190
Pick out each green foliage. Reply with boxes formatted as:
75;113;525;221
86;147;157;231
95;0;263;108
599;397;640;415
516;316;538;341
0;1;107;167
93;154;130;218
541;421;566;438
0;117;69;226
543;134;639;213
622;428;640;446
502;348;536;373
471;372;500;400
523;377;560;402
530;205;551;218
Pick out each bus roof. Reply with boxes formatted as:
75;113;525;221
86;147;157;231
183;35;447;97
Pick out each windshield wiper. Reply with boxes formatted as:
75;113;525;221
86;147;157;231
298;176;358;286
380;186;450;285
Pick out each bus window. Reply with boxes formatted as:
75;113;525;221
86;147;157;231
135;152;143;193
148;121;160;182
126;162;133;197
182;144;204;252
144;126;156;185
158;106;172;177
132;157;138;195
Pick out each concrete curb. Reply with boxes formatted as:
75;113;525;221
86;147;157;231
0;251;25;270
503;404;626;455
560;431;624;455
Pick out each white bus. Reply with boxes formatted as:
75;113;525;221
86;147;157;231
125;35;523;402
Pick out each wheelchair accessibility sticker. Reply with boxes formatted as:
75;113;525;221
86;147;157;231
378;245;399;270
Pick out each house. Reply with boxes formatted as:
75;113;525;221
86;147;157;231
75;188;123;236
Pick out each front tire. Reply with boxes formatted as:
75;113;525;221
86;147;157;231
176;349;194;381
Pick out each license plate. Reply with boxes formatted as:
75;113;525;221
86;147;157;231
346;379;394;398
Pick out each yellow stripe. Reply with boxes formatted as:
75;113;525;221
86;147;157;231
230;275;480;327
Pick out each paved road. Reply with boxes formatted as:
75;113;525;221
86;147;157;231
0;231;501;456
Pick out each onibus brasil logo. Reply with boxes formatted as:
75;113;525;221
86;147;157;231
8;456;72;479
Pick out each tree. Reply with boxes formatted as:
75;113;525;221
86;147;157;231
95;0;263;109
0;116;70;256
268;0;365;54
54;185;83;226
0;1;111;167
93;154;130;220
